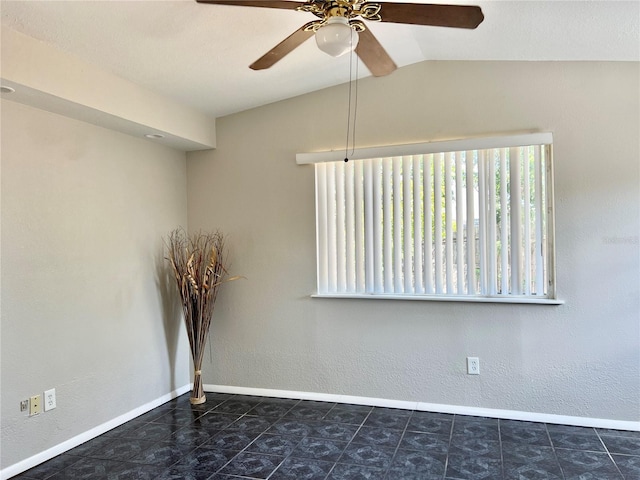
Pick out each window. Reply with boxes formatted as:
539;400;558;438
297;133;558;304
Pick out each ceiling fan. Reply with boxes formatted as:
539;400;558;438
196;0;484;77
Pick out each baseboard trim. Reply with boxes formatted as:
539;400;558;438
1;384;191;480
205;384;640;432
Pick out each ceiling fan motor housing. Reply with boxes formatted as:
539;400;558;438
324;0;352;18
301;0;381;22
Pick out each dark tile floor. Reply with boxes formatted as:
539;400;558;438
12;392;640;479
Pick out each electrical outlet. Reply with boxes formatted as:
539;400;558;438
20;400;29;412
44;388;56;411
29;395;42;416
467;357;480;375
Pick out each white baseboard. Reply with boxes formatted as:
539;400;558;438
205;384;640;432
0;384;191;480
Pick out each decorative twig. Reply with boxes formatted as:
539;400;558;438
165;228;241;404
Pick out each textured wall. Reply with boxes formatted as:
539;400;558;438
187;61;639;422
0;101;190;469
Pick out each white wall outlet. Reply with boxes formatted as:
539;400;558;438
44;388;56;411
20;400;29;412
29;394;42;416
467;357;480;375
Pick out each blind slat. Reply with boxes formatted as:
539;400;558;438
413;155;424;294
373;159;383;293
326;162;338;293
403;156;413;293
355;161;365;293
455;152;465;295
535;146;545;295
316;163;329;294
393;157;403;293
523;146;532;295
336;161;347;292
509;147;522;295
434;153;444;294
445;152;454;294
499;148;509;295
478;150;488;295
487;150;498;295
383;158;394;292
465;150;476;295
424;154;434;294
364;160;374;293
345;161;356;292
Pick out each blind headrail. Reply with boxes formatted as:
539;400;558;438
296;132;554;165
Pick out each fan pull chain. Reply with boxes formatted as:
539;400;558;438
344;28;359;163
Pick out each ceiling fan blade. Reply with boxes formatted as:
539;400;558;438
196;0;305;10
355;27;397;77
375;2;484;29
250;22;316;70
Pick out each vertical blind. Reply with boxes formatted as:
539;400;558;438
313;137;554;299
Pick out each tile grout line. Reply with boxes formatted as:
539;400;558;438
545;422;568;480
381;409;413;480
322;404;374;480
595;428;626;479
497;418;505;480
442;413;456;480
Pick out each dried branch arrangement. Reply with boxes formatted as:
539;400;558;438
166;228;240;404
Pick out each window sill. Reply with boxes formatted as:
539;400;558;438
311;293;565;305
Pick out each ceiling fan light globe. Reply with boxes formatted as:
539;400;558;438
315;17;359;57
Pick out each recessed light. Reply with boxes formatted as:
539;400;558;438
0;86;16;94
144;133;165;139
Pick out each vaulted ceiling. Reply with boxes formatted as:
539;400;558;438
1;0;638;119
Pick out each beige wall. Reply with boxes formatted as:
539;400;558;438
0;100;190;469
187;61;639;422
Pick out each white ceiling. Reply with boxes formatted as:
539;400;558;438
1;0;638;119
